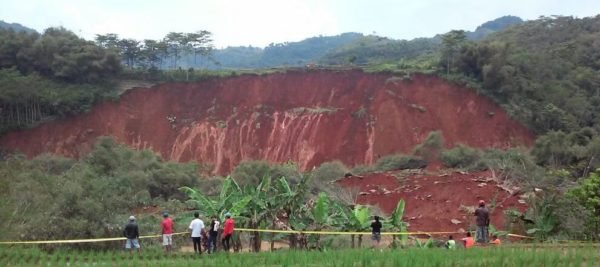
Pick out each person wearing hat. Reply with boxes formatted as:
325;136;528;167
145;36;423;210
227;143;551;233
221;212;235;252
123;215;140;254
474;200;490;244
161;212;174;253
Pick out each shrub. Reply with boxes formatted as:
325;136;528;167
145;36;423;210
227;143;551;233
413;131;444;160
270;162;302;185
439;144;480;169
231;160;271;186
374;154;427;172
351;164;376;175
311;161;349;184
531;131;580;167
0;137;201;247
473;148;546;187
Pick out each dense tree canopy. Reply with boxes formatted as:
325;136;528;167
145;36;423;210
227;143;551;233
0;27;121;82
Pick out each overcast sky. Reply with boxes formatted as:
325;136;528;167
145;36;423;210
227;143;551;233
1;0;599;48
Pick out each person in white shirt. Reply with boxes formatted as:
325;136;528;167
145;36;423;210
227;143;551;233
208;215;220;253
189;212;205;254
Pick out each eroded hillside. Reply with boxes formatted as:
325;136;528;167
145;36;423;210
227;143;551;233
0;70;533;173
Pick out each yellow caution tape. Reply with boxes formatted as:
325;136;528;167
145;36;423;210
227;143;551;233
0;229;537;245
506;234;535;239
235;228;461;235
0;232;188;245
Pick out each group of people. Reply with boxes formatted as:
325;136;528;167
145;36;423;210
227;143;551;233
445;200;502;249
368;200;502;250
122;211;235;254
124;199;500;253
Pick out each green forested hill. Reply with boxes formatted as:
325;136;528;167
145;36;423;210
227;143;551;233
0;20;36;33
187;32;363;69
319;16;523;65
444;15;600;172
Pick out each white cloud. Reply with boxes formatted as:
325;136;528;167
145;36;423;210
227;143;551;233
0;0;598;47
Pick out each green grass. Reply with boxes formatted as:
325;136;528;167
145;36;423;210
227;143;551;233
1;245;599;266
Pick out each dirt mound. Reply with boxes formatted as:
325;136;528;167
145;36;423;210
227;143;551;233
0;70;533;174
337;171;526;232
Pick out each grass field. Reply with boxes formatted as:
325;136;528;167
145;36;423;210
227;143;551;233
1;245;599;266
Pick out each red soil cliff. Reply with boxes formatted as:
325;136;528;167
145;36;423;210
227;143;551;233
0;70;533;174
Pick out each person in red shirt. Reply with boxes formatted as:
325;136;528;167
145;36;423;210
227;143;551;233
221;212;235;252
462;232;475;248
490;235;502;246
161;212;174;253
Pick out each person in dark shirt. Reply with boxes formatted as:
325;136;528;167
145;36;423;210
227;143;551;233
123;215;140;254
208;215;220;254
474;200;490;244
370;216;382;249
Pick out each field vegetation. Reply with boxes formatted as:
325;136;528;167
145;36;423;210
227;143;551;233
1;245;600;266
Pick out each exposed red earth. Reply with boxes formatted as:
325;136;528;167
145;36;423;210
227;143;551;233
337;171;527;233
0;70;533;174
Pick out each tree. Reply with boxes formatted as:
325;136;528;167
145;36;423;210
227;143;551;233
185;31;213;65
139;39;165;69
95;33;120;50
568;169;600;239
118;39;141;68
441;30;467;74
30;27;121;82
164;32;185;69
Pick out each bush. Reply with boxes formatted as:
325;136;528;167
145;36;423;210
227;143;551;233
413;131;444;160
0;137;202;247
270;162;302;185
439;144;480;169
374;154;427;172
231;160;271;186
531;131;581;167
350;164;376;175
473;148;546;187
311;161;349;184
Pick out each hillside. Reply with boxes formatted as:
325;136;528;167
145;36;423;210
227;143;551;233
182;16;522;69
319;16;523;65
187;32;363;69
0;70;532;174
0;20;36;33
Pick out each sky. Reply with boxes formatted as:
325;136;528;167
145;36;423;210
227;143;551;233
1;0;599;48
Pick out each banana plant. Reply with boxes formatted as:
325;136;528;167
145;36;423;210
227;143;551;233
310;192;335;249
268;175;311;250
389;199;408;248
334;203;372;248
238;175;274;252
414;237;434;248
179;176;251;252
179;176;251;218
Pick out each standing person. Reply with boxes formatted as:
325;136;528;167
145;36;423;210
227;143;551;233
201;228;209;253
208;215;220;253
474;200;490;244
188;212;204;255
462;232;474;248
161;212;174;253
370;216;382;249
445;235;456;250
221;213;234;252
123;216;140;254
